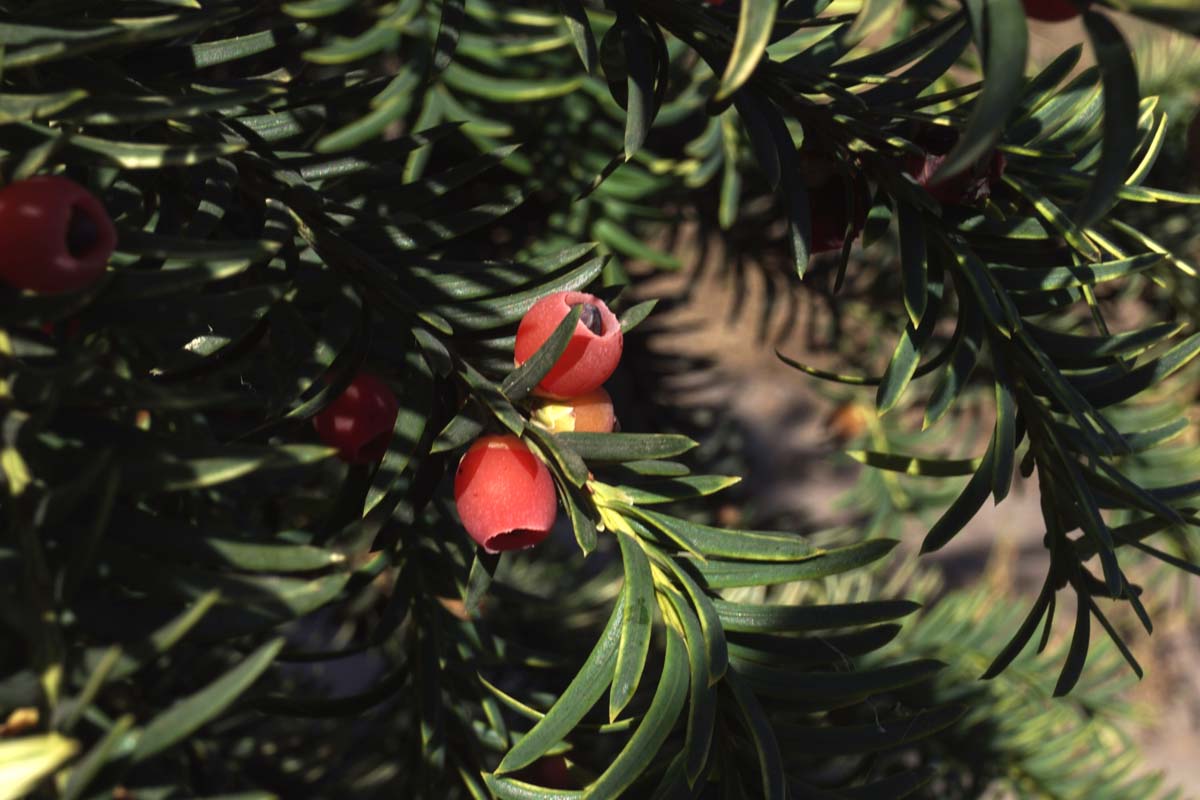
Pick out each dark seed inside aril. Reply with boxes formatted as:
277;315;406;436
574;303;604;335
66;206;100;258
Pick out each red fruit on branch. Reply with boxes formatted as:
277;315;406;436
1022;0;1084;21
312;372;399;464
454;435;558;553
0;176;117;294
532;387;616;433
514;291;623;398
904;125;1006;206
798;150;870;254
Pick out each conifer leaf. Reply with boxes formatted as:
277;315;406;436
1073;13;1140;228
554;433;697;462
495;599;624;774
992;374;1018;503
681;539;898;590
586;627;689;797
650;547;728;685
433;256;605;331
609;532;655;721
982;575;1054;679
283;0;357;18
560;479;600;556
620;505;817;562
443;63;584;102
619;299;658;334
621;15;658;161
659;583;715;786
256;661;411;718
896;198;927;327
877;260;942;414
432;0;466;74
557;0;598;73
117;517;344;573
0;89;87;124
464;550;502;620
833;10;964;77
1015;43;1082;118
775;704;964;754
732;627;899;676
989;252;1163;292
921;436;997;554
726;669;786;800
614;475;741;505
731;658;944;706
526;425;588;488
716;0;777;102
1053;587;1091;697
60;715;134;800
131;637;284;762
714;599;920;633
106;551;353;630
930;0;1026;184
592;219;680;269
732;93;781;190
457;359;524;435
845;0;902;44
847;451;981;477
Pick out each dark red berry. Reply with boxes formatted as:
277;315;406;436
0;176;117;294
798;151;870;254
312;372;399;464
1023;0;1083;21
904;125;1006;206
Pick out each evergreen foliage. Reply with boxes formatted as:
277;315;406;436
2;1;1199;798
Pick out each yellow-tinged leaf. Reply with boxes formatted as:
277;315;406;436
715;0;777;102
2;448;31;496
0;734;79;800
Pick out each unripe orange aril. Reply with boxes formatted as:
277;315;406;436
514;291;623;399
454;435;558;553
532;387;616;433
0;176;117;294
312;372;400;464
1023;0;1083;21
827;401;871;443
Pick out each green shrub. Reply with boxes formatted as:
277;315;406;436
2;2;1198;798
